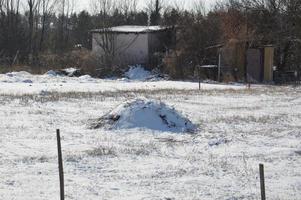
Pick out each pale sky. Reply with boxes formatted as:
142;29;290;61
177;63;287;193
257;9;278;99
75;0;218;13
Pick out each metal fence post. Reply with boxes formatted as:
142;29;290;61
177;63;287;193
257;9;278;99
259;163;266;200
57;129;64;200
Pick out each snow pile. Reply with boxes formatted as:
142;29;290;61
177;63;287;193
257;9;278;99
62;68;81;77
91;98;196;133
79;75;96;82
45;70;59;76
2;71;33;83
6;71;32;77
124;65;168;81
44;68;81;77
124;65;152;81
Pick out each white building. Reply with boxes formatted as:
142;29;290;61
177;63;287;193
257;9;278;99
91;25;175;68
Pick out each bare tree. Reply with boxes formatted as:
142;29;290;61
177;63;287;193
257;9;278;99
27;0;37;62
39;0;57;51
90;0;116;19
0;0;4;13
192;0;206;15
145;0;166;25
119;0;138;17
90;0;118;67
90;0;144;69
55;0;75;51
0;0;23;61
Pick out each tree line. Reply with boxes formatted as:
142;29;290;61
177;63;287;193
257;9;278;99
0;0;300;74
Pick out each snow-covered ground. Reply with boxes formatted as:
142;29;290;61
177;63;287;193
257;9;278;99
0;71;247;95
0;72;300;200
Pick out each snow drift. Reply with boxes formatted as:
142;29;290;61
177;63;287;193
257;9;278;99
124;65;152;81
124;65;168;81
90;98;196;133
45;68;81;77
3;71;33;83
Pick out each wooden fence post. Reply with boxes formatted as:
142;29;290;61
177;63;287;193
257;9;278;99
56;129;64;200
198;65;201;90
218;51;221;82
259;163;266;200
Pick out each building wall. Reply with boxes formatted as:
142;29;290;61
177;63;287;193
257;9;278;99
92;32;149;66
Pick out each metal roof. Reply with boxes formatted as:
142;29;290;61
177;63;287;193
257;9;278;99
91;25;171;34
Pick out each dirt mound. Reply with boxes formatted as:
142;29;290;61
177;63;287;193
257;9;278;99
90;98;196;133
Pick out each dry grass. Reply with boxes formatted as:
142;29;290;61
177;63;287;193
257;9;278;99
0;85;297;107
0;49;101;76
86;146;117;157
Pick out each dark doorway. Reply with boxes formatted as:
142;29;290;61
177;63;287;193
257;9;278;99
247;49;264;82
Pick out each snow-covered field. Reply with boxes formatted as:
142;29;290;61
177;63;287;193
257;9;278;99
0;72;300;200
0;71;246;95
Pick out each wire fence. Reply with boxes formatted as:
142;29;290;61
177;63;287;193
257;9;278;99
274;71;301;85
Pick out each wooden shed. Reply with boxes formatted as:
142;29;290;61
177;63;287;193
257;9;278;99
220;40;274;83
